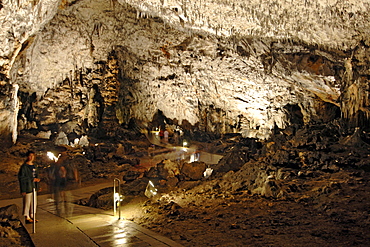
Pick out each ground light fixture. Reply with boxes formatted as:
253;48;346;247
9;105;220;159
203;167;213;178
145;180;158;198
113;178;122;219
182;141;188;152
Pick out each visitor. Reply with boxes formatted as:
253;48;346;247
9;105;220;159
173;129;179;145
159;128;164;140
51;152;79;217
18;150;40;224
164;129;169;143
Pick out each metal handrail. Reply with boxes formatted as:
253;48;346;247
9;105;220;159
113;178;121;219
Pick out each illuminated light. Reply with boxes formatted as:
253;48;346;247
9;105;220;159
46;152;54;160
114;193;120;202
114;237;128;245
114;232;128;239
47;152;60;162
183;141;188;147
114;228;125;234
95;143;99;146
204;167;213;178
145;180;158;198
189;151;200;163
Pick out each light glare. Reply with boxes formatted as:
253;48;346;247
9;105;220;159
47;151;59;162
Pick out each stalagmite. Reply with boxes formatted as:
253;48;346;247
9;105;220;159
11;84;19;144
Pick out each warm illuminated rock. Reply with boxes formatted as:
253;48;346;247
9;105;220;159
0;0;369;143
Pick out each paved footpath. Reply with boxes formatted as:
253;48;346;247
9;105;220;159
0;182;184;247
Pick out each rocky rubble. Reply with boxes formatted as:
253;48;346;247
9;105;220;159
0;204;32;247
70;120;370;246
141;132;369;246
1;119;370;246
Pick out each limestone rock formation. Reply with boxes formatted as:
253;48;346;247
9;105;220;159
0;0;369;144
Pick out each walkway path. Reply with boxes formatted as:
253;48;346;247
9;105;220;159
145;131;222;165
0;132;221;246
0;182;184;247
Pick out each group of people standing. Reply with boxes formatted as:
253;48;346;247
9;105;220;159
157;127;183;145
18;150;79;223
159;128;169;143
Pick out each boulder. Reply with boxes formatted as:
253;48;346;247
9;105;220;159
36;130;52;139
0;204;19;221
181;161;207;180
55;131;69;146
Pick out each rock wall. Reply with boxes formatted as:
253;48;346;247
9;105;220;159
122;0;369;49
0;0;370;143
0;0;60;144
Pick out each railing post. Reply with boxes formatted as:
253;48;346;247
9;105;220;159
113;178;121;219
32;187;36;233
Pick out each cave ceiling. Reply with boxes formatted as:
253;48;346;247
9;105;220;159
0;0;369;143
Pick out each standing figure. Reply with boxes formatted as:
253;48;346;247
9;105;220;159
18;150;40;223
173;130;179;145
159;128;164;140
163;129;169;143
52;153;78;217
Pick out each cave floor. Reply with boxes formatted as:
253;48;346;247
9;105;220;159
1;135;370;247
0;182;184;247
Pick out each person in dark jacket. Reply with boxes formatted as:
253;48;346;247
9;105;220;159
18;150;40;223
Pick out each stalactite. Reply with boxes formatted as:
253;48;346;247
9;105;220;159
110;0;117;9
92;22;105;37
